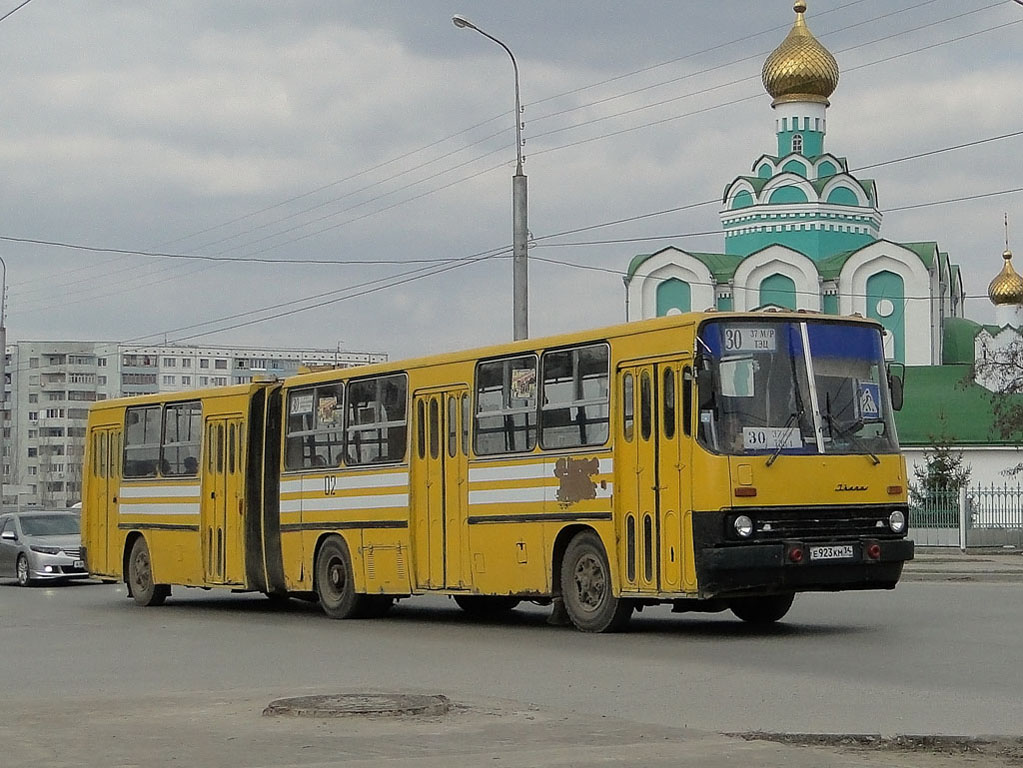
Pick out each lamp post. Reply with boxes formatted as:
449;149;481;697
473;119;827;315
453;14;528;341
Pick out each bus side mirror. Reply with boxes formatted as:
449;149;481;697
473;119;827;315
887;363;905;411
697;368;716;410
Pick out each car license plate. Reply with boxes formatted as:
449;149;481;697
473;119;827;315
809;545;854;561
73;559;85;569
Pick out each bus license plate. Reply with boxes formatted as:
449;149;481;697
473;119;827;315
809;545;854;561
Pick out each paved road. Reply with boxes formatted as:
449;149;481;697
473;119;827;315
2;576;1021;766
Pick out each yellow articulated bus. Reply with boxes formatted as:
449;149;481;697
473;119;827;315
82;311;913;632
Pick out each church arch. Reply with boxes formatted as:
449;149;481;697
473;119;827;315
731;246;821;312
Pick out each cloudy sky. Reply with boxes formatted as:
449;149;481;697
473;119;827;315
1;0;1020;360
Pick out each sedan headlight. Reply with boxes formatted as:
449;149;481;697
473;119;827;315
888;510;906;533
733;515;754;538
30;545;62;555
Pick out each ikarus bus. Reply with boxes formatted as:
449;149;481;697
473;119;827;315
81;311;913;632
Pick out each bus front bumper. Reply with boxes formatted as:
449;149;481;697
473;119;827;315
697;538;915;597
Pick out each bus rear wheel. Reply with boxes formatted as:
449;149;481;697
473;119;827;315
127;537;170;607
560;531;633;633
315;536;371;619
730;593;795;625
453;595;520;617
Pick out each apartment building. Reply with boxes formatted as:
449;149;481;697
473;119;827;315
1;341;386;510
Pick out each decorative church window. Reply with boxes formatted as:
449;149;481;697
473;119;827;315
792;134;803;154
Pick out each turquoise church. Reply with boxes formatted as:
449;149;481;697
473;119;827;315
624;0;966;367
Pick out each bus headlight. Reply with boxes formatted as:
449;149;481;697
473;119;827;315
888;510;906;533
733;515;754;538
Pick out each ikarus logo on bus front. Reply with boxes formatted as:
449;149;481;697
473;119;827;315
835;483;869;492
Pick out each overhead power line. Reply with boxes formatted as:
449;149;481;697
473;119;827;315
0;0;35;25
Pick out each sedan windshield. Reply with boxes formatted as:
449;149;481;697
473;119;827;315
19;514;80;537
696;319;899;458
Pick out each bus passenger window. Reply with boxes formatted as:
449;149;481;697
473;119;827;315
539;343;609;449
474;355;538;455
161;401;202;477
347;374;408;465
286;384;345;470
123;405;161;478
461;394;470;456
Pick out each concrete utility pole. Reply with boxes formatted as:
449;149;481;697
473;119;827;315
0;256;7;510
453;14;529;340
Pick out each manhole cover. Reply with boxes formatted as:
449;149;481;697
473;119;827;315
263;693;450;718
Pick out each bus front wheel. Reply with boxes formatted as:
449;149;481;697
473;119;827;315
315;536;370;619
560;531;633;633
127;537;170;607
729;593;795;625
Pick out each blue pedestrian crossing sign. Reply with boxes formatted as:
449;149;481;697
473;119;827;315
858;382;881;421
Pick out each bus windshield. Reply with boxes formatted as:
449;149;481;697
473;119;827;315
696;319;899;458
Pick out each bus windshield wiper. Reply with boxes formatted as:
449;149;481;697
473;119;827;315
766;408;803;467
824;395;880;465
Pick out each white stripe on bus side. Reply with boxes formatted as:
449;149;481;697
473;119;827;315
119;484;201;499
118;502;200;516
298;494;410;512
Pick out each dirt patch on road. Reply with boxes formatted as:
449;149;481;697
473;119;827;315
733;732;1023;767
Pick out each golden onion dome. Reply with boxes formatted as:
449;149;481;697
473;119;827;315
762;1;840;107
989;250;1023;306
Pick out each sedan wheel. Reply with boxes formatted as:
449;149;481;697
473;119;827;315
16;554;33;587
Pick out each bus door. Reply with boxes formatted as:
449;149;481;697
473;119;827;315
201;416;245;585
87;426;120;576
617;360;691;594
411;387;469;590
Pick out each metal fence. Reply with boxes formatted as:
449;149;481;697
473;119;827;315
909;485;1023;548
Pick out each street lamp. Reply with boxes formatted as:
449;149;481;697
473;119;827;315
453;13;529;341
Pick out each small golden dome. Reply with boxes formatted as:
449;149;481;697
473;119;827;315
989;250;1023;306
762;1;840;107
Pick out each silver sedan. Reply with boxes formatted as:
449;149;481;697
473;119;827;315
0;511;89;586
